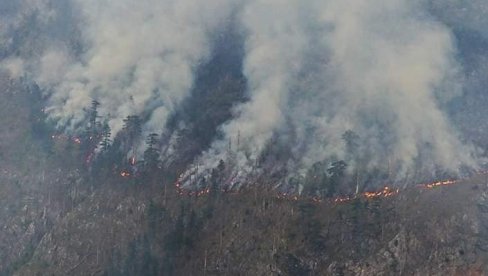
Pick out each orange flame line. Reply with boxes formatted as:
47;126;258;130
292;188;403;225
171;171;472;204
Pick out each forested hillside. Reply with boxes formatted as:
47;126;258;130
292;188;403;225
0;73;487;276
2;0;488;275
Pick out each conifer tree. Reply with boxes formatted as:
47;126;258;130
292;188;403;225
99;122;112;153
121;115;142;156
143;133;161;169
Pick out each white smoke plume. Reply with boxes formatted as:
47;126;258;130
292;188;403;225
195;0;312;173
294;0;478;176
195;0;482;182
2;0;239;138
2;0;487;184
49;0;240;138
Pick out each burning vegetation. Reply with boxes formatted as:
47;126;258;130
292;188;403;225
172;169;467;206
46;99;479;208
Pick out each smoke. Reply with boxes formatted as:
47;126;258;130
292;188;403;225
196;0;481;181
194;0;312;173
2;0;239;138
2;0;487;184
295;0;478;176
430;0;488;38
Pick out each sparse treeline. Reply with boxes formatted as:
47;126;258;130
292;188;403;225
291;131;391;198
44;98;423;198
54;100;164;181
45;99;386;197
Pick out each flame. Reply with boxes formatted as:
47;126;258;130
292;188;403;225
48;130;478;204
276;193;301;202
422;179;457;189
85;152;95;165
363;186;399;199
334;196;352;203
51;134;82;145
120;171;131;178
170;171;470;205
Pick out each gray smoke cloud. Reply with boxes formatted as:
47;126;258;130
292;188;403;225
430;0;488;38
195;0;312;173
1;0;487;184
2;0;238;139
294;0;478;176
196;0;482;182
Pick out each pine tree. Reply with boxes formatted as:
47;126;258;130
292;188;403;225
99;122;112;153
143;133;161;169
79;100;103;169
87;100;101;136
121;115;142;156
122;116;142;144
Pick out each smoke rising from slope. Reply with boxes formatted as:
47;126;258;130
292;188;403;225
295;0;478;176
196;0;312;172
1;0;487;183
2;0;238;137
197;0;481;180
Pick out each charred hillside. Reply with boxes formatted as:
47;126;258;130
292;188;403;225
3;1;488;275
1;74;488;276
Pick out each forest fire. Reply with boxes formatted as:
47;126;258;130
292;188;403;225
120;171;131;178
174;176;211;197
171;170;471;205
48;131;470;204
326;186;399;204
52;129;474;205
85;152;95;165
334;196;352;203
421;179;458;189
364;186;399;199
51;134;83;145
276;193;300;201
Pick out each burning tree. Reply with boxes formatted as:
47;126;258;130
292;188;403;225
76;99;104;168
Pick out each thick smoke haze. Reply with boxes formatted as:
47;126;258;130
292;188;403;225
297;0;476;175
3;0;239;137
196;0;484;182
1;0;488;184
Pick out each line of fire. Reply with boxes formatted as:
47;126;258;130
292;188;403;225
172;170;483;205
52;126;485;206
49;100;488;207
